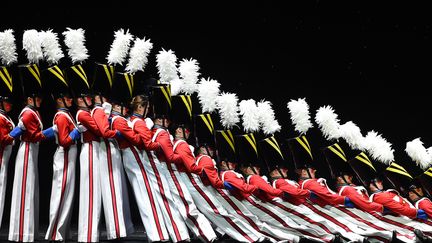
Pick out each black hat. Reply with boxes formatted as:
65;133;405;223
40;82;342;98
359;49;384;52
286;135;315;170
92;62;115;98
259;135;285;171
417;170;432;196
171;95;192;125
111;72;134;106
150;84;171;119
235;133;259;167
348;152;379;188
383;162;413;194
64;64;91;98
215;129;236;162
194;113;215;147
18;63;43;97
42;65;71;99
322;142;353;179
132;71;151;96
0;66;15;101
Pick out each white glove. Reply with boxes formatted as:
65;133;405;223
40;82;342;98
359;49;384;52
189;145;195;154
17;119;26;130
52;124;58;133
77;122;87;133
145;117;154;129
102;102;112;116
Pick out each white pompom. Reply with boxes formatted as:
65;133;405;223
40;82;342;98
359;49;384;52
364;131;394;165
315;105;342;141
106;28;133;66
125;37;153;74
239;99;260;133
197;77;220;113
156;49;179;84
405;138;431;170
216;92;240;129
339;121;365;150
62;28;89;64
258;100;281;135
179;58;200;95
40;29;64;65
170;78;184;96
22;29;43;64
0;29;18;66
287;98;312;135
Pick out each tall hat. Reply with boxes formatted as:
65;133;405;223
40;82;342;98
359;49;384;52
347;152;379;188
42;65;70;99
215;129;236;162
92;62;115;98
235;133;260;167
93;29;133;98
125;36;153;97
18;63;43;97
382;162;413;194
322;142;353;179
194;113;215;147
19;29;44;98
259;135;286;171
286;98;315;170
150;84;171;119
286;135;316;170
0;29;18;102
170;95;193;125
111;72;134;106
0;66;15;101
62;28;91;98
404;138;432;196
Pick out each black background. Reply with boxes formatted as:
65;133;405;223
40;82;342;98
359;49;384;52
2;1;432;230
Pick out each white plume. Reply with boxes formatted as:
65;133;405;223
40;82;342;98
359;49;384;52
156;49;178;84
287;98;312;135
170;78;184;96
340;121;365;150
405;138;431;170
315;105;342;141
364;131;394;165
125;37;153;74
179;58;200;95
258;100;281;135
22;29;43;64
0;29;18;66
106;28;133;66
40;29;64;65
216;92;240;129
239;99;260;133
197;77;220;113
62;28;89;64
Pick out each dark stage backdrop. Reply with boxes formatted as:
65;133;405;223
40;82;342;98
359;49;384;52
2;2;432;228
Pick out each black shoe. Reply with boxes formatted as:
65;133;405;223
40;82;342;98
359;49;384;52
414;229;432;243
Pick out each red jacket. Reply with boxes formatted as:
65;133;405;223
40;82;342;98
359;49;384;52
416;197;432;218
151;127;181;164
0;112;14;146
195;154;224;189
247;174;283;201
91;106;116;139
273;178;310;205
172;139;198;173
370;190;417;218
129;115;159;151
53;110;76;148
76;109;102;142
19;107;45;143
220;170;257;200
299;178;346;207
111;115;141;149
338;185;384;213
